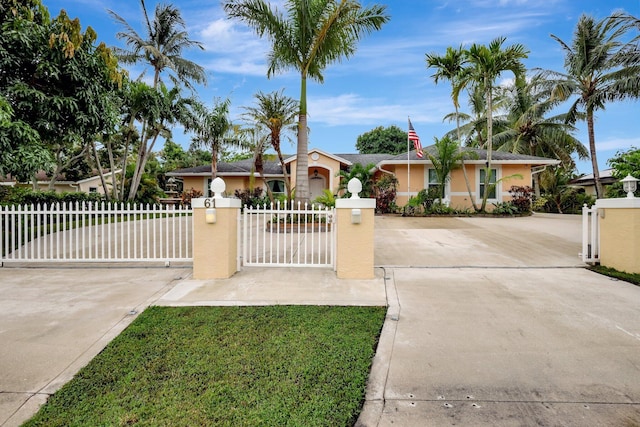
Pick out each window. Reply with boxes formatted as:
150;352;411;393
479;168;497;200
267;180;285;194
89;187;98;193
427;169;444;199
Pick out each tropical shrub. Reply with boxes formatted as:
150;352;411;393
373;174;398;213
509;185;533;213
491;201;519;215
234;188;269;209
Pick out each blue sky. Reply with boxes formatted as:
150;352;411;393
45;0;640;174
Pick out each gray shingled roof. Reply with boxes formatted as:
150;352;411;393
388;145;560;163
167;146;558;176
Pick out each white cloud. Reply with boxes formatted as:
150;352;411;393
595;137;640;153
195;18;271;76
307;94;449;127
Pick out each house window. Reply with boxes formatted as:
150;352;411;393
267;180;285;194
479;168;497;200
89;187;98;193
427;169;444;199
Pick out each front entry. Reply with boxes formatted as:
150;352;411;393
309;174;326;202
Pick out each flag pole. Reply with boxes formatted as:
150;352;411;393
407;116;410;199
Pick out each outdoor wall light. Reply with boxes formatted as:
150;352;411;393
205;208;216;224
621;174;639;198
351;208;361;224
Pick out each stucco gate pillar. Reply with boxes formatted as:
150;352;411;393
595;197;640;274
335;178;377;279
191;178;241;279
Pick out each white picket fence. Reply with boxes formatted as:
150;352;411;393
0;202;193;263
242;202;336;268
581;204;599;264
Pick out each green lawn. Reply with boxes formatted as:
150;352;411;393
24;305;387;427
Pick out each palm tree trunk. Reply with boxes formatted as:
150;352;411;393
587;109;603;199
92;141;110;200
295;76;310;205
481;83;493;212
455;104;479;211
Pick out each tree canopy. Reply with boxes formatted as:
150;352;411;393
356;125;407;154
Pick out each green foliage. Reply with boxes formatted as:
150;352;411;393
536;166;595;213
234;187;269;209
427;136;466;203
223;0;390;203
23;306;386;426
0;4;121;182
606;146;640;198
338;163;376;198
313;189;336;208
491;201;519;215
356;125;407;154
543;12;640;198
0;187;103;206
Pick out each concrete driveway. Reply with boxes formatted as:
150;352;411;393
363;213;640;426
0;267;185;426
1;213;639;426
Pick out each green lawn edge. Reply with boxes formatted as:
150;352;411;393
588;265;640;286
23;305;387;427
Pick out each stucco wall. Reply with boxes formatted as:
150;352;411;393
598;207;640;274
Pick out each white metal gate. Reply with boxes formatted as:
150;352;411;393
241;202;335;268
1;202;193;264
582;204;599;264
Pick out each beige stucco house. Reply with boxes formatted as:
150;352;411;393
167;147;559;210
0;170;121;195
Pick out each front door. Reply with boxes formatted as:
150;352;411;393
309;175;326;202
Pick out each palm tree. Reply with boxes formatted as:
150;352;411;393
128;83;195;200
109;0;206;200
463;37;528;211
242;90;299;201
108;0;205;90
223;0;389;204
426;46;478;211
337;163;376;198
190;98;243;184
493;75;588;196
541;12;640;198
426;136;467;204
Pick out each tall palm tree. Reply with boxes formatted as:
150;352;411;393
463;37;528;211
426;46;478;211
109;1;206;200
190;98;242;183
541;12;640;198
242;90;299;201
223;0;389;204
108;0;206;90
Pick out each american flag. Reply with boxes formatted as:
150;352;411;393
408;119;423;158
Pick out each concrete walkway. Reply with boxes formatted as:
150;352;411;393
1;213;640;426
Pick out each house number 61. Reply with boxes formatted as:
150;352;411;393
203;198;216;208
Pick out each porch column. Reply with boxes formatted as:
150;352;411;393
191;178;241;279
335;178;376;279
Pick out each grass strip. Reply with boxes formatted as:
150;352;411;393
588;265;640;286
24;305;387;427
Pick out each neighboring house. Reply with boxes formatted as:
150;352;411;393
568;168;617;196
167;147;559;210
0;170;122;195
